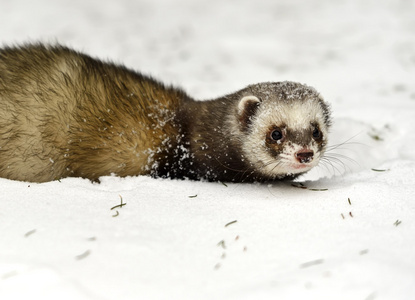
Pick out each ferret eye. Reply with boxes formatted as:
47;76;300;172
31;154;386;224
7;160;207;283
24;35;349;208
271;129;283;141
312;127;321;139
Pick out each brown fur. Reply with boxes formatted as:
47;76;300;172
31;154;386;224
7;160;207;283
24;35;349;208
0;44;191;182
0;43;330;183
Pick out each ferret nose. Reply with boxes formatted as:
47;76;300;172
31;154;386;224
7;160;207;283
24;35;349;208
295;149;314;163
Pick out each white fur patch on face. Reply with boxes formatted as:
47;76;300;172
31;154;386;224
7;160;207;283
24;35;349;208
239;96;328;178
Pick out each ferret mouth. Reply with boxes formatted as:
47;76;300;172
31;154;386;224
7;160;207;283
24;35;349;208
291;163;312;169
260;157;319;177
287;162;315;173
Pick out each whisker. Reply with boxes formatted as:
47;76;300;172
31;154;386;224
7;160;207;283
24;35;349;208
317;158;335;175
315;133;368;177
324;153;359;167
325;133;365;152
319;157;345;175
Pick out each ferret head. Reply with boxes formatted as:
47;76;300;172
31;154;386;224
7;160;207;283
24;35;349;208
235;81;331;180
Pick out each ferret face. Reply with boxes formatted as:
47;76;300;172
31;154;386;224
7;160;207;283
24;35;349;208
237;82;331;179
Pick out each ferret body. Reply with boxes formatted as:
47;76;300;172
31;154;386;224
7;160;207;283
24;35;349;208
0;44;331;183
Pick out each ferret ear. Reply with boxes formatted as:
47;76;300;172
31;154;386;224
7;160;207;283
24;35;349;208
238;96;261;131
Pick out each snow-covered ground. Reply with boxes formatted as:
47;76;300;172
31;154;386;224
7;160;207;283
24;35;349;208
1;0;415;299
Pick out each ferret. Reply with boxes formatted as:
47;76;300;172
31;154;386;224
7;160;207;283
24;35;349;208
0;43;331;183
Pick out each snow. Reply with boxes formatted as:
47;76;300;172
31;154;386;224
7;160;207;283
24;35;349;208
1;0;415;299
